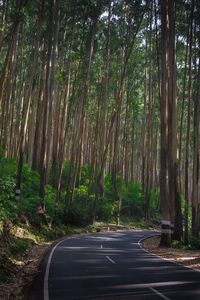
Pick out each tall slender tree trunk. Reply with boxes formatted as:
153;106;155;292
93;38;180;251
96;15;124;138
39;0;58;200
184;0;194;243
0;0;8;52
32;56;46;171
65;14;98;219
15;2;44;201
55;58;72;203
0;0;27;113
168;0;182;240
192;15;200;237
160;0;171;246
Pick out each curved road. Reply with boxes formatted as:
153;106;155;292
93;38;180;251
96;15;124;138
29;231;200;300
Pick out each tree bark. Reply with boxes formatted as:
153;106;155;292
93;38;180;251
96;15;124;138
160;0;171;247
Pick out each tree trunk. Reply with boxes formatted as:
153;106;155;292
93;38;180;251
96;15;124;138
159;0;171;247
168;0;182;240
184;0;194;243
192;17;200;238
15;1;44;200
39;0;58;200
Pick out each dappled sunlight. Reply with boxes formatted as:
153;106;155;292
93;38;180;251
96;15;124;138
48;287;167;300
128;266;177;271
58;246;137;254
46;232;200;300
178;256;198;261
59;246;91;250
85;236;125;242
110;280;200;290
51;274;119;281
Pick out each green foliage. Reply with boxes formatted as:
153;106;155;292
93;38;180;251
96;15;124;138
172;236;200;250
171;239;182;248
186;236;200;250
80;166;90;185
97;198;118;222
0;177;17;220
10;236;30;256
95;175;117;221
121;182;143;218
149;189;160;218
0;158;18;221
20;165;41;219
66;170;160;225
0;158;160;229
21;166;59;225
44;185;57;219
0;158;59;225
70;185;93;225
34;224;67;240
49;160;70;189
0;156;17;177
120;216;157;229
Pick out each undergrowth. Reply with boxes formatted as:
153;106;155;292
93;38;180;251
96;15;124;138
172;237;200;251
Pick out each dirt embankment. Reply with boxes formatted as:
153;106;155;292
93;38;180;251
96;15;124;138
0;241;50;300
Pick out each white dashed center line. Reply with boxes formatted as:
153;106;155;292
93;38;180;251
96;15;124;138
106;256;116;264
149;287;171;300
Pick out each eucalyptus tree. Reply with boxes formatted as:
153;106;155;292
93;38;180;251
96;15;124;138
0;0;28;152
16;0;45;201
160;0;173;246
191;0;200;238
184;0;194;243
92;0;148;221
64;0;108;219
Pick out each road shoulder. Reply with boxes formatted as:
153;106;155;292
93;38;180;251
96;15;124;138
141;235;200;272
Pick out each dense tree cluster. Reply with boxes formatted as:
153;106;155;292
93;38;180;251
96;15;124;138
0;0;199;245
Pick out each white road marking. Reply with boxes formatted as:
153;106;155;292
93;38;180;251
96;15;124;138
44;239;65;300
106;256;116;264
101;244;103;249
149;287;171;300
138;235;200;273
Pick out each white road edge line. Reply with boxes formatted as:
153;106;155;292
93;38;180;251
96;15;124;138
149;287;171;300
106;255;116;264
44;239;65;300
138;235;172;300
138;235;200;273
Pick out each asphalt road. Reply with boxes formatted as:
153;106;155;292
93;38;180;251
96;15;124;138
29;231;200;300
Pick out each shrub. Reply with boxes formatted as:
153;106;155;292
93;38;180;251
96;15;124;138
20;165;41;222
0;158;18;221
69;185;93;225
121;182;143;219
10;237;29;256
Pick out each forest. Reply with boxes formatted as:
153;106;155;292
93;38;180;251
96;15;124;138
0;0;200;252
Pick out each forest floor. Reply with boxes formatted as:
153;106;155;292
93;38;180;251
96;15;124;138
0;241;50;300
0;224;51;300
142;235;200;272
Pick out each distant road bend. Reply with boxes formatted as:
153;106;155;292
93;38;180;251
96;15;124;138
29;231;200;300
